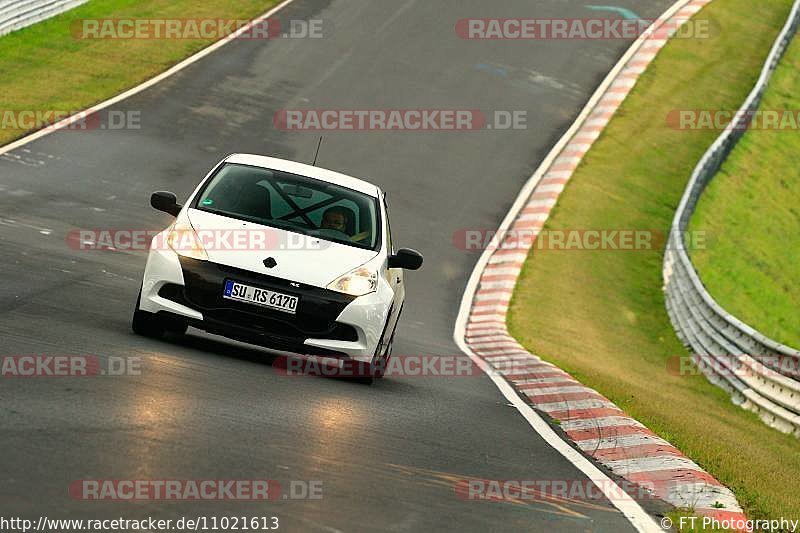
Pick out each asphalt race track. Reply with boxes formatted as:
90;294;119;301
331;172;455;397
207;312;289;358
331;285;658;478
0;0;672;531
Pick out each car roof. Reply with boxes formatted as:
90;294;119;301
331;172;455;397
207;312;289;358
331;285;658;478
224;154;381;198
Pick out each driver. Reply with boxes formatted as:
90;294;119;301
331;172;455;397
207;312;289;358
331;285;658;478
321;205;370;243
321;206;351;234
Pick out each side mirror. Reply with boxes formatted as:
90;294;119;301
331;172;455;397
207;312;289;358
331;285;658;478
151;191;182;217
388;248;423;270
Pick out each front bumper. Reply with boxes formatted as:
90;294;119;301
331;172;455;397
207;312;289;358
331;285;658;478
138;245;391;362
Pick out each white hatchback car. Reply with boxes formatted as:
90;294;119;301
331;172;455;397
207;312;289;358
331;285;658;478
133;154;422;375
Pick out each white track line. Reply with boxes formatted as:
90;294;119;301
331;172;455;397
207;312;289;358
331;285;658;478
453;1;697;531
0;0;299;157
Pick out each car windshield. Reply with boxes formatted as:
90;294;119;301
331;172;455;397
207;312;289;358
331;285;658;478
194;163;380;251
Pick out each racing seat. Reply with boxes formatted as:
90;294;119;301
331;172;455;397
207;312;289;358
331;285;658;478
233;182;272;220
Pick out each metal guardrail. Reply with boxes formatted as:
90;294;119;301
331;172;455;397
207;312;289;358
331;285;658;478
0;0;86;37
663;0;800;436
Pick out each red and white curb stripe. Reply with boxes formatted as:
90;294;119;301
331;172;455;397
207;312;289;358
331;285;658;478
457;0;747;525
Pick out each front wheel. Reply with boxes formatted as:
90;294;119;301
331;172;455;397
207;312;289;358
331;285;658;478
132;306;166;338
369;324;397;381
132;290;188;338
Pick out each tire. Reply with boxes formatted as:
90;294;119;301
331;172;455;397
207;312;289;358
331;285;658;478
164;314;188;335
132;290;188;338
356;375;375;386
372;328;396;380
132;308;166;338
131;290;166;338
366;316;391;382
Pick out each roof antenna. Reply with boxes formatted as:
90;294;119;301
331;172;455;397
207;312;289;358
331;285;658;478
312;136;324;166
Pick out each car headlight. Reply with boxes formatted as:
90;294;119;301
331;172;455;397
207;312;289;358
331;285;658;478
166;222;208;261
327;266;378;296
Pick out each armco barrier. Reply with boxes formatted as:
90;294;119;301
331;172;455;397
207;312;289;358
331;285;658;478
0;0;86;37
663;0;800;436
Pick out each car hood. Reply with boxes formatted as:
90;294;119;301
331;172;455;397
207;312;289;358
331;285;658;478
187;208;379;288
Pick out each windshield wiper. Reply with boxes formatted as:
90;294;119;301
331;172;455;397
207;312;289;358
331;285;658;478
198;206;317;237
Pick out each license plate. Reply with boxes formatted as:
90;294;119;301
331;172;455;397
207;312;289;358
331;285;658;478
223;280;298;314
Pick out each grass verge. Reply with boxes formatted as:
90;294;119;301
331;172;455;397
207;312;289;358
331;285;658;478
507;0;799;520
0;0;278;146
689;36;800;349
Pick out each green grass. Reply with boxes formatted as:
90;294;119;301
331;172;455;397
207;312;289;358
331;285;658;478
689;36;800;349
0;0;278;146
507;0;800;521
